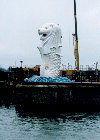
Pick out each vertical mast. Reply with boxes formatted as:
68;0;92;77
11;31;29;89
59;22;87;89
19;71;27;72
74;0;79;70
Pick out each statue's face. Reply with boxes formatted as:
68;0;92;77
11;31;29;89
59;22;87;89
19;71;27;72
38;23;55;41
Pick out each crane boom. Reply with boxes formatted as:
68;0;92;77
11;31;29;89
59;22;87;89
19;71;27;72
73;0;79;70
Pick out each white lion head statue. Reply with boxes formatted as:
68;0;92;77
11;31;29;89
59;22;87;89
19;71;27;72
38;23;62;55
38;23;62;77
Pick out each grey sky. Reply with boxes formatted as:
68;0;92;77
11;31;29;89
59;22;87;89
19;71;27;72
0;0;100;68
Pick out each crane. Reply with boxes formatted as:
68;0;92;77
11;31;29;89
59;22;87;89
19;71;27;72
73;0;79;71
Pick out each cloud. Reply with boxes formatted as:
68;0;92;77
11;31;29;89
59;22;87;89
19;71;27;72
0;0;100;68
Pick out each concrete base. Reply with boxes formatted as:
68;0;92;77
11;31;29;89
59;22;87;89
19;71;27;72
14;82;100;111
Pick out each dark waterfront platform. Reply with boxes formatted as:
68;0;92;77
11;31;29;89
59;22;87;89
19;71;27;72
14;82;100;112
1;82;100;111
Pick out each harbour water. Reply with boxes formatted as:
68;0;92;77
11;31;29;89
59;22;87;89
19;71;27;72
0;105;100;140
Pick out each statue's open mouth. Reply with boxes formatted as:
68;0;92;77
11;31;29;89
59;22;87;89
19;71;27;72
39;32;47;39
43;34;47;37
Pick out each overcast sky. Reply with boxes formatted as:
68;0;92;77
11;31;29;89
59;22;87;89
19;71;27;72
0;0;100;69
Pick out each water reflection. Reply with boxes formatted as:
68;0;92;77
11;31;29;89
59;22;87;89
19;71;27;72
0;105;100;140
1;93;100;140
15;107;100;140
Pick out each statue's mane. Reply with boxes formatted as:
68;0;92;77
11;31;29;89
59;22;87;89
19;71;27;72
40;23;62;55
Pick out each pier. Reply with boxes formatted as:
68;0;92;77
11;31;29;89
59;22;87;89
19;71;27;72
14;82;100;112
1;78;100;111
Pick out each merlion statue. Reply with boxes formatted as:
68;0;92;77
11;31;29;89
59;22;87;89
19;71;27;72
38;23;62;77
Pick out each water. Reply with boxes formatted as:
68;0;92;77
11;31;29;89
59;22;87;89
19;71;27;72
0;106;100;140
